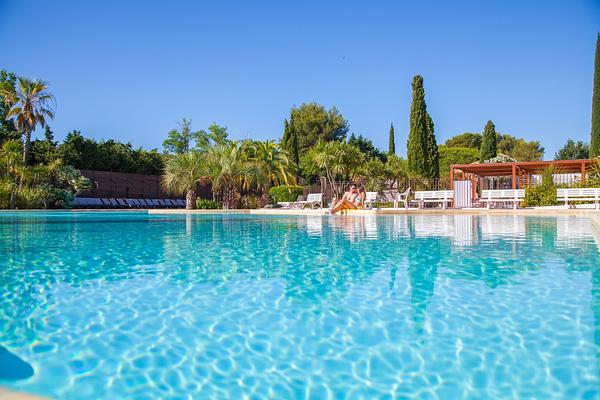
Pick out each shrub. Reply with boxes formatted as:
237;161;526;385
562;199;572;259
523;167;558;207
17;187;45;209
196;199;221;209
268;185;303;203
237;195;258;209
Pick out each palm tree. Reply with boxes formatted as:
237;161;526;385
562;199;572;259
243;140;296;189
161;151;207;209
0;77;55;165
312;141;365;198
204;142;262;209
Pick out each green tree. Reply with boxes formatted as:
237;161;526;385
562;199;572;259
162;118;203;154
438;145;480;177
0;70;18;143
243;140;295;188
281;118;291;149
591;33;600;157
204;123;229;146
554;139;589;160
480;120;497;162
289;126;299;169
348;133;386;161
161;151;207;209
407;75;439;179
288;103;348;150
203;142;262;209
0;77;55;165
311;141;365;198
497;133;544;161
388;123;395;155
445;132;482;149
30;127;59;165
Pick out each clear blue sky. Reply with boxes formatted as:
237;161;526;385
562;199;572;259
1;0;599;159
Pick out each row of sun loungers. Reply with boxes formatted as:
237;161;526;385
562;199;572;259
72;197;185;209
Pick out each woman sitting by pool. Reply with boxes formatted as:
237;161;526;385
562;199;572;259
330;185;365;214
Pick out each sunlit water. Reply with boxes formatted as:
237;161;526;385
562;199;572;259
0;212;599;399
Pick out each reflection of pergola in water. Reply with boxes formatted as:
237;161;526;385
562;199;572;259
450;159;595;194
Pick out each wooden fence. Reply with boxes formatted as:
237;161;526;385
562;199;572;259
79;170;212;199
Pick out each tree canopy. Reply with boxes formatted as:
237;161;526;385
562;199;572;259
444;132;482;149
407;75;439;179
480;121;497;162
348;133;386;162
554;139;589;160
287;102;348;150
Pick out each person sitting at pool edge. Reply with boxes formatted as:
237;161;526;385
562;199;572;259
330;184;364;214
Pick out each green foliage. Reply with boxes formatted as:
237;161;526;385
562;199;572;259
388;123;395;155
554;139;589;160
288;102;348;150
480;120;497;161
0;76;56;165
523;167;558;207
162;151;206;209
438;145;480;177
163;119;229;154
268;185;304;202
243;140;296;188
60;130;164;174
0;70;18;143
195;198;221;209
497;133;544;161
591;33;600;157
16;186;45;209
445;132;482;149
348;133;386;162
445;132;543;161
407;75;439;179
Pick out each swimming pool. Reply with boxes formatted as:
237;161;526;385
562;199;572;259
0;212;598;399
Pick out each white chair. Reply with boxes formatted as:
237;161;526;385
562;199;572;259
393;187;411;209
293;193;323;209
364;192;379;209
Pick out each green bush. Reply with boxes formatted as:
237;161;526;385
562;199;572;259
237;195;258;209
523;167;558;207
17;187;45;209
196;199;221;209
268;185;303;203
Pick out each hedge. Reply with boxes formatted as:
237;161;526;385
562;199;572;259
268;185;304;203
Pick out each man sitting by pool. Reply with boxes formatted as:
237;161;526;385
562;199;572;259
330;184;364;214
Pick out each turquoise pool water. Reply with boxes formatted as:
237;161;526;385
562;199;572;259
0;212;599;399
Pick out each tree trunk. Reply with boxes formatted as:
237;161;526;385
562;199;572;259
185;189;197;210
9;190;17;209
22;131;31;166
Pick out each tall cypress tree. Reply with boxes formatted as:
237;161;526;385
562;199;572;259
290;125;299;169
591;33;600;157
480;120;497;162
407;75;438;179
388;123;395;155
281;119;291;150
425;113;439;178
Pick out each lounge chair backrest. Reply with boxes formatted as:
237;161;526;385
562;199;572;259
306;193;322;202
365;192;378;202
116;198;128;207
296;195;306;202
90;198;103;206
175;199;185;207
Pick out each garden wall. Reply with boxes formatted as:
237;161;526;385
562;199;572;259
79;170;211;199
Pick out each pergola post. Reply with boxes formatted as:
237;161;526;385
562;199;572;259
511;165;516;189
450;167;454;190
581;160;586;184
